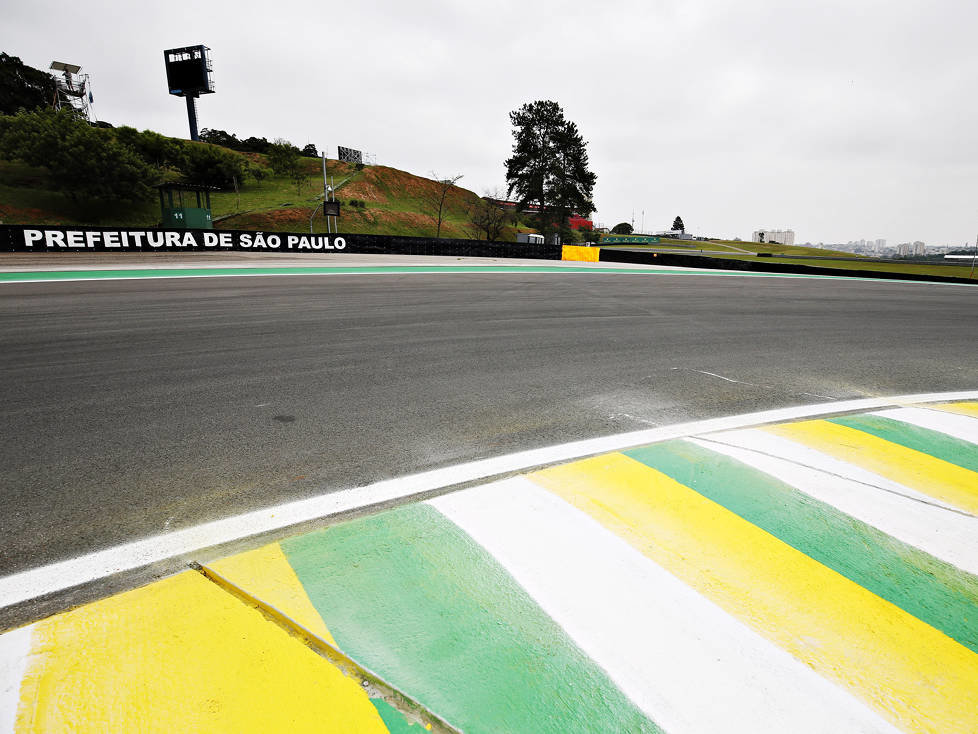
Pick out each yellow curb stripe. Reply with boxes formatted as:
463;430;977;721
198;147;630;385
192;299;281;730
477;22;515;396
207;542;337;647
529;453;978;734
15;571;389;733
933;401;978;419
763;419;978;514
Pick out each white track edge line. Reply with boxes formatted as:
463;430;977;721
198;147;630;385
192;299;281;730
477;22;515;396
2;389;978;611
2;269;975;286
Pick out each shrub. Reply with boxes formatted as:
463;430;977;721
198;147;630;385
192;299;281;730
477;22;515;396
0;108;155;204
114;126;184;169
251;165;271;187
176;141;247;188
266;139;301;176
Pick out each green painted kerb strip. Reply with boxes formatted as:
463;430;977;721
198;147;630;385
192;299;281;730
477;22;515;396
624;439;978;654
1;264;969;284
828;414;978;474
0;265;668;281
369;699;425;733
281;503;660;734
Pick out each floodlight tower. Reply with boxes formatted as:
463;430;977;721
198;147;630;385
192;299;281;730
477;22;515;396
163;45;215;141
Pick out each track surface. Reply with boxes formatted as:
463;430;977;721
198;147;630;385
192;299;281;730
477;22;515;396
1;269;976;578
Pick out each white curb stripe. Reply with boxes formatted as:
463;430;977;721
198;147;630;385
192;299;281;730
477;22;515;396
3;268;977;286
0;625;32;732
702;428;970;515
871;407;978;445
430;478;899;734
3;390;978;612
689;437;978;575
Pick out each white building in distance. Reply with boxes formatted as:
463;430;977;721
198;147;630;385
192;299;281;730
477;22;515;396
752;229;795;245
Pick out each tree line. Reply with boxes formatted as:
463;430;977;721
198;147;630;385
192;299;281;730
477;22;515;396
2;48;604;241
0;108;258;204
198;128;319;159
0;107;332;205
0;51;326;205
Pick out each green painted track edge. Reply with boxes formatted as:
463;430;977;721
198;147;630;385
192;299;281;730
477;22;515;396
2;264;975;284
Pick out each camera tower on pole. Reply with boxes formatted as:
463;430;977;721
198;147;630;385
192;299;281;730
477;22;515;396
163;45;215;141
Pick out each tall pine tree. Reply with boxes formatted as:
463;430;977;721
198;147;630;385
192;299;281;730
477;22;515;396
505;100;596;241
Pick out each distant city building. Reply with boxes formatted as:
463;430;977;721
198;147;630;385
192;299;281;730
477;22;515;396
875;238;886;248
752;229;795;245
656;230;695;240
913;241;926;256
897;243;911;256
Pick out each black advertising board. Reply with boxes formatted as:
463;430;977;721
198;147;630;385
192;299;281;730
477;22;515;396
0;225;562;260
323;201;341;217
337;146;363;164
163;45;214;96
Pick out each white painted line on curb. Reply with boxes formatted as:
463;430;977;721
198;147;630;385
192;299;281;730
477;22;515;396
700;429;969;516
0;625;32;729
689;437;978;575
872;407;978;445
2;389;978;610
431;478;899;734
2;268;976;287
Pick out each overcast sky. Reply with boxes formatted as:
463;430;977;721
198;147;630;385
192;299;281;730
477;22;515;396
7;0;978;245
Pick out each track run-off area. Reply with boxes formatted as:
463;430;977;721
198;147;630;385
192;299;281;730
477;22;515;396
1;257;977;732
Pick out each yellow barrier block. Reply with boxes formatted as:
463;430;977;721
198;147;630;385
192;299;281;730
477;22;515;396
14;571;390;733
561;245;600;262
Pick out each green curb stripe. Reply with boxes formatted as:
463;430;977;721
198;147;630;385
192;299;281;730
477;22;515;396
623;440;978;654
281;503;659;734
369;699;424;733
827;414;978;474
0;265;670;281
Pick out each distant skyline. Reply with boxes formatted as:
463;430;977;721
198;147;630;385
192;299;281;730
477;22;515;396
6;0;978;245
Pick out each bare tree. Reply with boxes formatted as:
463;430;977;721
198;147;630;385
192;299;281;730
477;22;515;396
421;172;463;238
468;189;510;241
289;165;307;196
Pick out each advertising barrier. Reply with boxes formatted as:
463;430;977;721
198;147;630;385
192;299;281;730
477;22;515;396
0;225;562;260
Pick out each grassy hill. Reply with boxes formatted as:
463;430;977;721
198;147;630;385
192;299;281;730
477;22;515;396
0;150;537;240
214;158;499;238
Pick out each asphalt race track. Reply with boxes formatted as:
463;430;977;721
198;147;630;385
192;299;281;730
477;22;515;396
2;268;976;580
